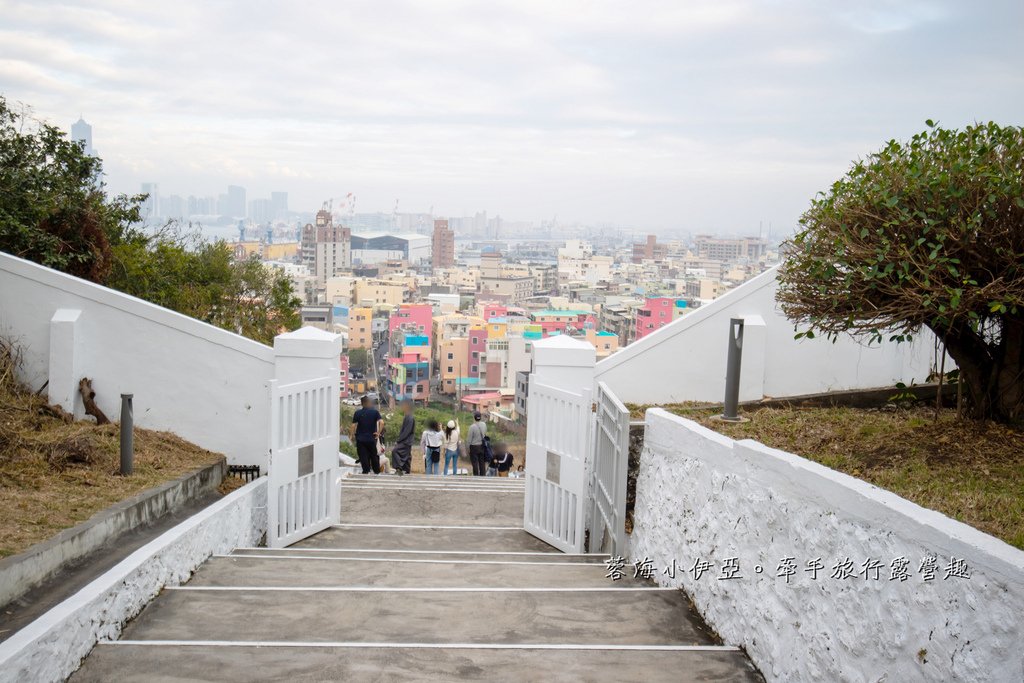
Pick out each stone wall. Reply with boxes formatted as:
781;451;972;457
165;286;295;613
630;408;1024;683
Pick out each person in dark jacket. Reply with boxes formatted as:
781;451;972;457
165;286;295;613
391;400;415;475
491;442;514;477
350;395;383;474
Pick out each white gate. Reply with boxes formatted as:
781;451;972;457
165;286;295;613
523;380;592;553
589;381;630;555
267;375;340;548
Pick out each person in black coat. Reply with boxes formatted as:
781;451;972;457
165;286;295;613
391;400;415;475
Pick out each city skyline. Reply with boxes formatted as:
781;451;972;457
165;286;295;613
2;1;1022;231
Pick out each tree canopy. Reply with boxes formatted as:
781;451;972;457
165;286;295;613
0;95;300;345
778;121;1024;423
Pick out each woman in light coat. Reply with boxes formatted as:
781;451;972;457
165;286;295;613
442;420;461;476
421;419;444;475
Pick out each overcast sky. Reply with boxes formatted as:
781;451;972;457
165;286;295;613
1;0;1022;233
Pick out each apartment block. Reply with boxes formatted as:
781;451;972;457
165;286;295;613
635;296;688;341
302;210;352;285
431;219;455;269
349;307;374;349
693;235;769;262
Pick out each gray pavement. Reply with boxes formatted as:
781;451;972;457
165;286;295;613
72;646;761;682
290;524;553;551
71;473;763;682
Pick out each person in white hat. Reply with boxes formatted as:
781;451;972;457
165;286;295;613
442;419;461;476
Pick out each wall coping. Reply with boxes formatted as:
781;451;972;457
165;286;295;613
595;265;779;376
0;252;273;363
645;407;1024;584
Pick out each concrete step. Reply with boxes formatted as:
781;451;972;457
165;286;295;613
230;547;605;564
348;473;524;483
73;644;762;683
188;555;632;588
117;589;721;646
341;486;523;527
342;483;524;494
342;480;524;492
292;525;558;553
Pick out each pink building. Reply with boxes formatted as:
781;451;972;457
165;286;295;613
635;297;684;341
389;303;433;344
339;353;350;398
480;303;508;321
468;326;487;378
530;310;596;337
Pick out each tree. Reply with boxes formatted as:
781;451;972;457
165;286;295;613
106;227;301;344
348;347;370;374
0;95;144;281
0;95;300;346
777;122;1024;424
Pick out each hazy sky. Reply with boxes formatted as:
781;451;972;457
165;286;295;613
1;0;1022;233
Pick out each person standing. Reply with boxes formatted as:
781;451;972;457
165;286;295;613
466;412;488;476
391;400;415;475
442;420;461;476
420;419;443;475
350;395;383;474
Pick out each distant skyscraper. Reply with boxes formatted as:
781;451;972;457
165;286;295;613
70;116;93;156
432;219;455;269
248;198;274;224
226;185;246;218
140;182;160;219
270;191;288;220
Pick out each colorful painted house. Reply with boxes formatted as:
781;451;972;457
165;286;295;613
635;297;687;340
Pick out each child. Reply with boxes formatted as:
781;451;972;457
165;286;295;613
493;447;514;477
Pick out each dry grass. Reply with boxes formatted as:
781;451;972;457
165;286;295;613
0;342;223;559
641;402;1024;550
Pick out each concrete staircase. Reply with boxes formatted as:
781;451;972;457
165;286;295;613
72;475;761;682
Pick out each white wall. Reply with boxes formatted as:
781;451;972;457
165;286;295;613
595;266;942;404
0;252;274;465
630;409;1024;683
0;478;267;683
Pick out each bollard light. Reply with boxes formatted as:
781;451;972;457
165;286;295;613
120;393;134;475
719;318;746;423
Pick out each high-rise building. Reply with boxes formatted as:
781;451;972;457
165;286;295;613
302;210;351;285
163;194;185;219
248;199;275;224
693;235;769;262
140;183;160;219
70;116;93;156
270;191;288;220
631;234;668;263
431;219;455;269
225;185;246;218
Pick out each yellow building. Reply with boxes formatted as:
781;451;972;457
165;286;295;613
230;241;300;261
349;307;374;349
585;329;620;358
439;338;469;394
352;279;407;307
486;320;508;339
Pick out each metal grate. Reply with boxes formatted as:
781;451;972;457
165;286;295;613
227;464;262;482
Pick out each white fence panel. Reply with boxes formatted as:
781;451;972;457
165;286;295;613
589;381;630;555
523;380;591;553
267;375;340;548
